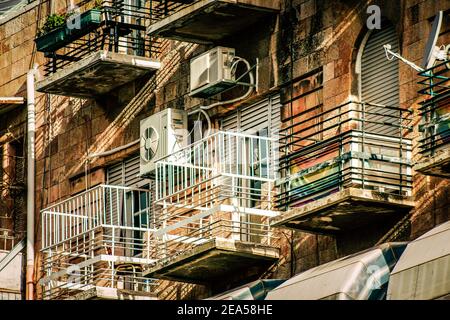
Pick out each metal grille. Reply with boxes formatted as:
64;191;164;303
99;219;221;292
361;25;400;137
147;131;280;266
40;184;158;300
38;1;162;75
276;101;412;210
418;60;450;156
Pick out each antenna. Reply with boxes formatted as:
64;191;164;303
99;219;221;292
423;11;444;69
384;44;424;72
384;11;448;72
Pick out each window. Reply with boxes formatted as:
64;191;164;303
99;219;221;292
106;155;154;256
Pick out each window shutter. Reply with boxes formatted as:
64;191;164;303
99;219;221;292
221;94;281;136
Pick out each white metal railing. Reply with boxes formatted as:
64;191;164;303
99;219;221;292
146;208;279;266
41;184;154;250
145;131;280;268
40;236;159;300
154;131;278;210
40;185;159;300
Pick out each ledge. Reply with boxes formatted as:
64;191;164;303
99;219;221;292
270;188;415;234
36;50;161;98
147;0;280;44
415;150;450;178
0;97;25;116
64;286;158;300
143;238;279;284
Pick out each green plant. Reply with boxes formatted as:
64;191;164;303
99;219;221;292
38;13;66;36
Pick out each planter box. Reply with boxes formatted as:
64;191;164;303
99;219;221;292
35;27;67;52
36;9;103;52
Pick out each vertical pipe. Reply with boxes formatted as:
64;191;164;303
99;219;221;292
26;64;39;300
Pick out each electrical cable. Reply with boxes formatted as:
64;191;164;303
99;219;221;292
200;56;255;111
383;44;424;72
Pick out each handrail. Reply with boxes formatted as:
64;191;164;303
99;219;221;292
155;130;276;164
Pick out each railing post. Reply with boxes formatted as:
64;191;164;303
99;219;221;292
361;102;366;190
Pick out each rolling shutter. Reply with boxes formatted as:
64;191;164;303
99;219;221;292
361;25;399;106
221;94;281;136
361;25;400;136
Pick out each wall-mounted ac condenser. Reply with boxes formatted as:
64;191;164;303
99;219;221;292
140;108;188;177
190;46;236;98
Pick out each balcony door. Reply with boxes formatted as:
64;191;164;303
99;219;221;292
221;95;280;242
106;155;153;257
355;22;403;192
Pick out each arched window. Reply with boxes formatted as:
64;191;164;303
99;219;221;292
357;24;400;106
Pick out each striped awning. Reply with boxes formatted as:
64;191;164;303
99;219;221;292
266;242;407;300
387;221;450;300
0;0;27;17
207;280;285;300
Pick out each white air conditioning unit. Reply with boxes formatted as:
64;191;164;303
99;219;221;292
190;46;236;98
140;108;188;177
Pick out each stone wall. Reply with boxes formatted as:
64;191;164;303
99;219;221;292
0;0;449;299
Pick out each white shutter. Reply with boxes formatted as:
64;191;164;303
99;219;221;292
124;156;141;186
221;94;281;136
106;155;141;187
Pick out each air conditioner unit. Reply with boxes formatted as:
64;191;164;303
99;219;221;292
140;108;188;177
190;46;236;98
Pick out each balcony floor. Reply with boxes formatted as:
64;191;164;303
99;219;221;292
147;0;280;44
271;188;414;234
0;97;24;116
36;51;160;98
64;286;158;300
415;150;450;178
143;238;279;284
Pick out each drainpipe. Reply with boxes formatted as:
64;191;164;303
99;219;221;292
26;64;39;300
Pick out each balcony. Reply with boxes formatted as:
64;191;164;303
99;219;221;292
415;61;450;178
35;1;161;98
40;185;159;300
0;97;24;116
147;0;280;44
143;131;280;283
271;101;414;234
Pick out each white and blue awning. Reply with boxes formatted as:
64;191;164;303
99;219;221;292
387;221;450;300
207;280;285;300
265;242;406;300
0;0;28;17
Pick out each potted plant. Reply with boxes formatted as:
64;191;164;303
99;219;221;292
35;13;67;52
35;7;103;53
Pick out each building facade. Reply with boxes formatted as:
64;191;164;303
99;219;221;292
0;0;449;300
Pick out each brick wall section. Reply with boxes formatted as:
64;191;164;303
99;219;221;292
0;0;450;299
401;0;450;239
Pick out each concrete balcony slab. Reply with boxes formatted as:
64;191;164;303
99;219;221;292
147;0;280;44
143;238;279;284
415;150;450;178
0;97;24;116
270;188;414;234
64;286;158;300
36;50;161;98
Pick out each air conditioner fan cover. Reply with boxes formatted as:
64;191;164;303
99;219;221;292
141;126;159;161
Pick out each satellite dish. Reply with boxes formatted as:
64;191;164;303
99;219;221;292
422;11;443;69
141;126;159;162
